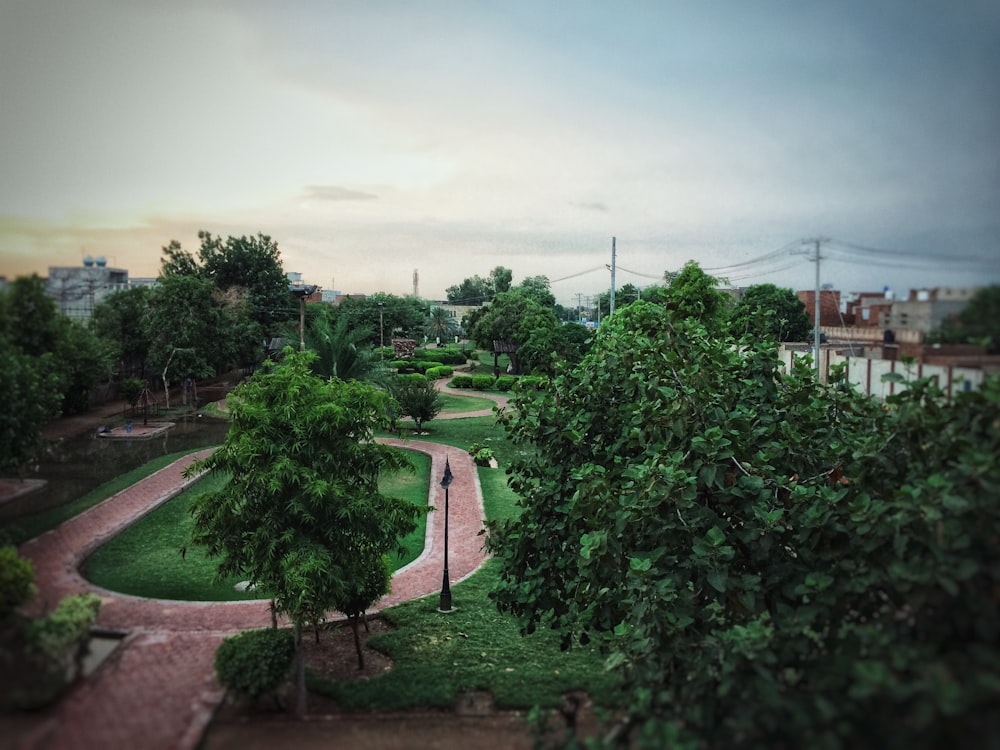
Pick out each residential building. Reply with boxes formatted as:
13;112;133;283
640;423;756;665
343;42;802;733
47;257;129;318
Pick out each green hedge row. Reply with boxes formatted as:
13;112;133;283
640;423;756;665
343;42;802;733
413;348;470;365
448;374;546;391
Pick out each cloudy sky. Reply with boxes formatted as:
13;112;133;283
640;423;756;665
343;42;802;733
1;0;997;305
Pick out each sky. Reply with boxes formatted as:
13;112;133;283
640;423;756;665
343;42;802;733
1;0;998;306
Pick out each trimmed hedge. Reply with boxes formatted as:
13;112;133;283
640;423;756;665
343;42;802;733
450;375;474;389
414;348;467;365
471;375;496;390
519;375;547;390
395;373;429;386
424;365;453;380
494;376;517;391
215;628;295;700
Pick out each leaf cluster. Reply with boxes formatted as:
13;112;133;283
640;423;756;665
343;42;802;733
487;300;1000;748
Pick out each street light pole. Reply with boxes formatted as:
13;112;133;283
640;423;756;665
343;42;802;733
288;282;319;352
439;457;454;612
378;302;385;361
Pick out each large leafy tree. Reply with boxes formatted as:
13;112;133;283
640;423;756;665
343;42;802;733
445;266;513;305
660;260;731;333
91;286;152;379
188;349;422;712
930;284;1000;353
0;337;62;476
730;283;811;342
337;294;429;347
487;300;1000;748
467;290;558;351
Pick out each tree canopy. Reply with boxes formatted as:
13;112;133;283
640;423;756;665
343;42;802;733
930;284;1000;353
487;299;1000;748
446;266;513;305
730;283;812;342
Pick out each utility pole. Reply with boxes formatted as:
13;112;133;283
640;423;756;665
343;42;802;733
609;236;617;318
795;238;826;376
576;293;582;322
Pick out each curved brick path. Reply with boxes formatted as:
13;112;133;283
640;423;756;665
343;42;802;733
15;422;498;749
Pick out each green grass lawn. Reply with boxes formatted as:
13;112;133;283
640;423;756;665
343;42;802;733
308;559;623;712
83;450;432;600
1;450;211;546
436;391;496;413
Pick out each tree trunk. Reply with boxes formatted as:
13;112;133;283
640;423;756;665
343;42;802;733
294;623;307;717
350;615;365;670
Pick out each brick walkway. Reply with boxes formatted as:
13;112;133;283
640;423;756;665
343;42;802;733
14;434;493;749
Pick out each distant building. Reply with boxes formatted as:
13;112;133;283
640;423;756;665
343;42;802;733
47;256;129;318
882;287;977;334
843;291;894;328
796;289;842;327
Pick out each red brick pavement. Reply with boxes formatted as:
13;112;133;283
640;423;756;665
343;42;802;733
14;437;491;750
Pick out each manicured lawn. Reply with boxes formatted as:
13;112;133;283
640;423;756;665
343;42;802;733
2;450;210;546
308;559;623;711
436;391;496;413
83;450;432;600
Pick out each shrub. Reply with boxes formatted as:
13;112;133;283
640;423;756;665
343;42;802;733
518;375;547;390
425;366;453;380
415;348;466;365
450;375;474;389
494;376;517;391
119;377;145;406
395;373;428;386
0;545;35;618
471;375;495;390
468;442;495;467
215;628;295;700
27;593;101;687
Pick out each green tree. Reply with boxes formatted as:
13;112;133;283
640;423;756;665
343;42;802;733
518;321;593;377
91;286;152;379
515;275;556;307
0;340;62;476
467;291;559;352
425;306;459;342
304;305;386;383
487;300;1000;748
389;376;443;432
337;294;429;347
446;266;512;305
188;349;422;714
730;283;812;342
930;284;1000;353
660;260;731;333
56;317;114;414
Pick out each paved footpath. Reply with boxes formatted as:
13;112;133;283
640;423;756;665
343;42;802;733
14;434;493;750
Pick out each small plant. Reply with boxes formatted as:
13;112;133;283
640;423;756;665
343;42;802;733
215;628;295;702
0;545;36;618
468;443;495;467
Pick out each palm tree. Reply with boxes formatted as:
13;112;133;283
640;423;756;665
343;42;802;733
426;306;458;343
304;310;387;384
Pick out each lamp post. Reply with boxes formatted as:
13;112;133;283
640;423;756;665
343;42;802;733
439;457;454;612
378;301;385;361
288;282;319;351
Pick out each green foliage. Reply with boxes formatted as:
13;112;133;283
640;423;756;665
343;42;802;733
0;546;36;618
214;628;295;700
304;305;387;384
730;283;812;342
415;348;467;365
517;375;546;390
468;442;496;467
119;377;146;406
424;365;453;379
660;260;731;333
450;375;474;389
471;375;496;390
446;266;512;305
467;290;559;353
338;294;430;346
188;348;423;632
27;593;101;668
494;375;517;391
91;286;152;379
390;376;443;432
487;299;1000;749
426;306;459;341
929;284;1000;353
0;337;63;476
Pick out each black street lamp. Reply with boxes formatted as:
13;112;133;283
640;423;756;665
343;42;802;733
439;457;454;612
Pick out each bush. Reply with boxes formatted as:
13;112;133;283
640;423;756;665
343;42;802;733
518;375;547;390
0;545;35;618
215;628;295;700
415;348;466;365
395;373;428;386
468;442;495;467
494;376;517;391
471;375;496;390
424;366;453;380
119;377;145;406
450;375;474;389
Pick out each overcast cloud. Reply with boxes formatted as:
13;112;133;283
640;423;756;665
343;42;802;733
1;0;997;303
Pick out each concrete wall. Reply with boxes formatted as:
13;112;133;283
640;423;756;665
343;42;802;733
778;348;986;401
